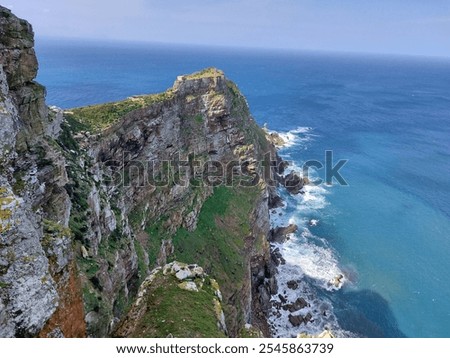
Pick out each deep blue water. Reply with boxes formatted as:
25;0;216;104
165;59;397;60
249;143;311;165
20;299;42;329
35;38;450;337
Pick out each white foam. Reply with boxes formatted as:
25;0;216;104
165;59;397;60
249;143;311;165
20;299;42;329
268;126;353;337
282;233;345;291
268;248;350;337
299;185;328;211
268;126;314;149
309;219;319;227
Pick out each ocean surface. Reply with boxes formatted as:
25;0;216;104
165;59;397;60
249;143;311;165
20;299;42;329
35;38;450;337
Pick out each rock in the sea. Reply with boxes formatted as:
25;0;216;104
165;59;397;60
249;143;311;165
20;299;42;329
266;131;286;147
283;171;310;195
271;248;286;266
287;280;299;290
288;314;304;327
283;297;308;312
268;192;284;209
330;274;344;288
270;224;298;243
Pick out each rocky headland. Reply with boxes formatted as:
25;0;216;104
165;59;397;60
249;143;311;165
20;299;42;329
0;6;327;338
0;6;289;338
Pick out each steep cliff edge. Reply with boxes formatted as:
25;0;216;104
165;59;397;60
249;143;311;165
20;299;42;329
0;6;85;337
0;7;280;337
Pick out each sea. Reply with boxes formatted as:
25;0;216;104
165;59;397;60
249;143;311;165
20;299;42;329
35;38;450;338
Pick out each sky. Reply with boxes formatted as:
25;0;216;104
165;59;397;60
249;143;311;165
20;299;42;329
4;0;450;57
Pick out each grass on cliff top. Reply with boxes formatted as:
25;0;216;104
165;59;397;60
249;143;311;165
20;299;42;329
184;67;224;80
65;91;174;132
132;273;226;338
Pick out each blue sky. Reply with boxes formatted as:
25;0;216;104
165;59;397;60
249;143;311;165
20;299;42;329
6;0;450;57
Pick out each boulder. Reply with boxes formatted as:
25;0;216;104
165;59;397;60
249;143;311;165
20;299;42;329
271;248;286;266
283;171;309;195
287;280;299;290
288;314;304;327
178;281;198;292
283;297;308;312
270;224;298;243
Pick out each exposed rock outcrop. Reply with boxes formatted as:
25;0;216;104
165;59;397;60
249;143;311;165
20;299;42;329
283;171;309;195
270;224;298;243
0;6;85;338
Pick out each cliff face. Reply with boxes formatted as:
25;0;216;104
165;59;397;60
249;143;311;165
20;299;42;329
0;7;279;337
0;6;84;337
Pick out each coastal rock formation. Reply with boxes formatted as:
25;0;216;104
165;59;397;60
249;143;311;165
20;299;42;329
283;171;309;195
270;224;298;243
0;6;280;337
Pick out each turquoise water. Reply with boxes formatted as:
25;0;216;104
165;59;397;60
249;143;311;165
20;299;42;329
35;38;450;337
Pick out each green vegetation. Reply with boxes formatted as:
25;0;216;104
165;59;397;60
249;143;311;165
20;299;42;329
144;216;170;265
0;281;10;289
57;121;91;242
113;288;131;318
12;170;26;195
184;68;224;80
76;256;99;279
238;326;263;338
132;273;226;338
97;228;126;267
82;284;100;313
128;205;144;230
66;91;174;133
194;113;204;123
43;219;71;238
134;239;148;282
172;184;260;296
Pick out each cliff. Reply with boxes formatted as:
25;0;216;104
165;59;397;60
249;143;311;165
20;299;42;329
0;7;281;337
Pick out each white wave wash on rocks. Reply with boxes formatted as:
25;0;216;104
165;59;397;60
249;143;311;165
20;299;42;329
266;127;353;338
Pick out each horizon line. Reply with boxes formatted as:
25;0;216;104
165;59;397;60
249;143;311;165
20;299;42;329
35;35;450;62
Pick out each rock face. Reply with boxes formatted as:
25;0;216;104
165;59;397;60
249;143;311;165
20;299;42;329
0;6;84;338
0;7;279;337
